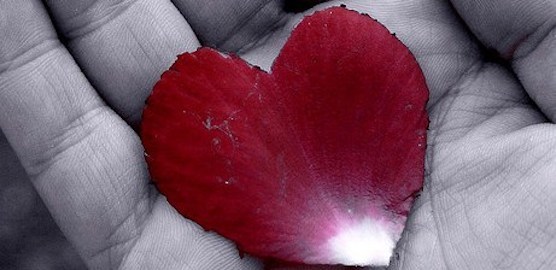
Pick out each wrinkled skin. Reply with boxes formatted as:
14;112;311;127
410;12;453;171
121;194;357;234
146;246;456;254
0;0;554;269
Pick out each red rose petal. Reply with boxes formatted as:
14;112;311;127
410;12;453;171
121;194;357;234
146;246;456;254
141;7;428;267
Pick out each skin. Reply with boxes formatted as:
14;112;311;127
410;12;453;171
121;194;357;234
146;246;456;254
0;0;554;269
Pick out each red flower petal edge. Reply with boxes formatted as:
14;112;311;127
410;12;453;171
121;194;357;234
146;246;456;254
141;6;428;267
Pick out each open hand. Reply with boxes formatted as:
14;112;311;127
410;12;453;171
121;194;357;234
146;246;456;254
0;0;554;269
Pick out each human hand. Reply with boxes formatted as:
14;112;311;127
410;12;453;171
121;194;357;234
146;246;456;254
0;0;554;270
384;1;556;269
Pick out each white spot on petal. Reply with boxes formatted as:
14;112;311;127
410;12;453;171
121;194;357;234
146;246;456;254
327;218;395;266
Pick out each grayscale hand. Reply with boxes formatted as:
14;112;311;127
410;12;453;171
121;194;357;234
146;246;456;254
0;1;554;269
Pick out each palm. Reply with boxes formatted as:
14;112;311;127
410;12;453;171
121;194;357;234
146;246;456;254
1;0;553;270
398;59;555;269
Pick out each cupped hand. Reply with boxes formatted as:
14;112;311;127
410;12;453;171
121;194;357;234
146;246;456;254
0;0;554;269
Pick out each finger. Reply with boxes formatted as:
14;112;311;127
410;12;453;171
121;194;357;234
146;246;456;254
171;0;290;52
43;0;200;126
449;0;556;121
0;1;153;268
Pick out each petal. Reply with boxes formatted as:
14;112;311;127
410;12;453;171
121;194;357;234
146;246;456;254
141;7;428;267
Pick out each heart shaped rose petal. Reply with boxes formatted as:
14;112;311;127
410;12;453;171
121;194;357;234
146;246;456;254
141;6;428;267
